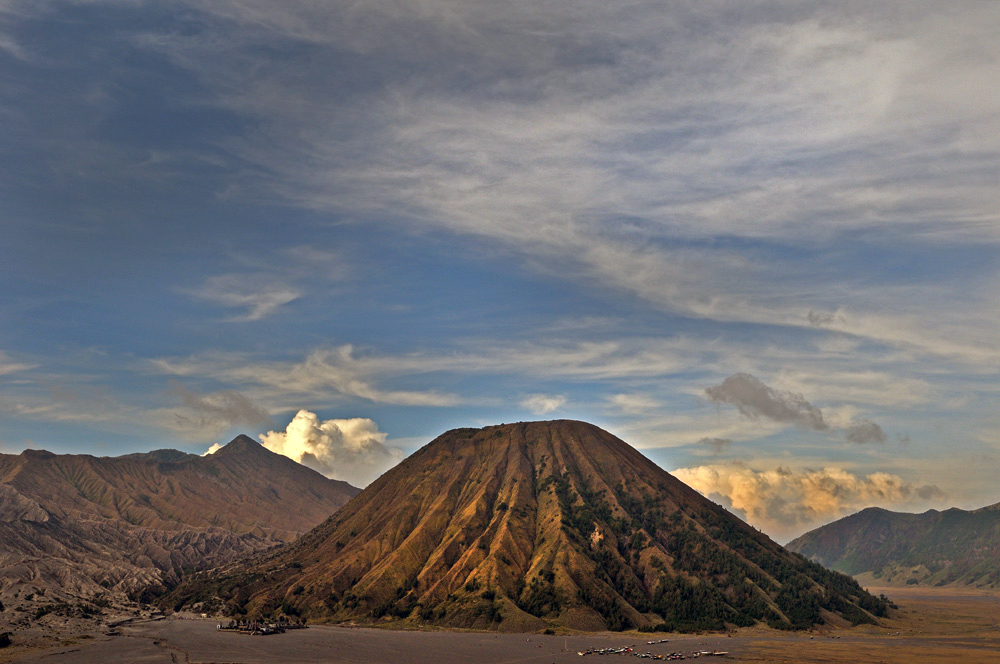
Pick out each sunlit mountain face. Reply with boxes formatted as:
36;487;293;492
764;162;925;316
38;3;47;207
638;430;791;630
165;421;887;631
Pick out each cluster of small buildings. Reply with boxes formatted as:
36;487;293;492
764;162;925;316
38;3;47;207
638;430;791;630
577;644;728;660
216;619;306;636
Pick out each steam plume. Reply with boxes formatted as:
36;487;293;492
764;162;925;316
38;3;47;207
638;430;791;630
258;409;404;486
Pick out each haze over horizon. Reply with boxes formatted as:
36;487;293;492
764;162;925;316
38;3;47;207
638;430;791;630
2;1;999;542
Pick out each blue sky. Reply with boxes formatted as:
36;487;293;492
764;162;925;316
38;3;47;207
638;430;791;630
2;1;999;540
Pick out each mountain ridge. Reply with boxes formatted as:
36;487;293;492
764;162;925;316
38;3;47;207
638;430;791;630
786;501;1000;587
0;436;360;631
167;420;887;632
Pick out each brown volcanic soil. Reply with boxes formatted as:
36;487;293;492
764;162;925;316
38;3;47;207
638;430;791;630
167;420;887;632
739;586;1000;664
6;587;1000;664
0;436;359;643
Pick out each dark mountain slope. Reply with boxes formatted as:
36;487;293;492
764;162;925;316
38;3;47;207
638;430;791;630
786;502;1000;587
168;421;887;632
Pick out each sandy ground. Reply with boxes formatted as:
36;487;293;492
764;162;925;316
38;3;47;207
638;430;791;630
738;586;1000;664
3;587;999;664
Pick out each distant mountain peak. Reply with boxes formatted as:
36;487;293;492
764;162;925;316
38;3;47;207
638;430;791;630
0;440;361;621
120;449;196;463
20;448;56;459
857;506;890;514
212;434;268;456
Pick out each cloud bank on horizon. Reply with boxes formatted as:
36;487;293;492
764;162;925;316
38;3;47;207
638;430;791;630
674;464;944;543
1;1;999;539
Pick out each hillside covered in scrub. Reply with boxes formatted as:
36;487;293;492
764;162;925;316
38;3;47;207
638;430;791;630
787;502;1000;588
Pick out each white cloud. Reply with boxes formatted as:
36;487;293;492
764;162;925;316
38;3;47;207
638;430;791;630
673;463;943;542
774;369;932;409
520;393;566;415
258;409;404;486
13;3;1000;399
149;337;707;410
187;274;301;322
151;345;460;407
607;393;660;415
609;408;787;450
9;2;1000;367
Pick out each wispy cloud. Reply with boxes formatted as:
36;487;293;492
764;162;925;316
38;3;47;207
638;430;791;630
773;368;932;409
186;274;301;322
0;1;36;61
164;382;272;436
152;345;461;407
0;351;35;376
180;245;351;321
119;1;1000;363
698;437;732;454
606;393;661;415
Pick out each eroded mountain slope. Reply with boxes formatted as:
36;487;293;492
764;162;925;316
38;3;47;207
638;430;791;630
169;421;887;632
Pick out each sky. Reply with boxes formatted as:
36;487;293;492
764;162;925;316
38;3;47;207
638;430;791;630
2;1;999;542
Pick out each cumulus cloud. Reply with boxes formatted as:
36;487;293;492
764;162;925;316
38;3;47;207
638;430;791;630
705;373;829;431
845;419;888;444
257;409;404;486
520;393;566;415
673;463;944;541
